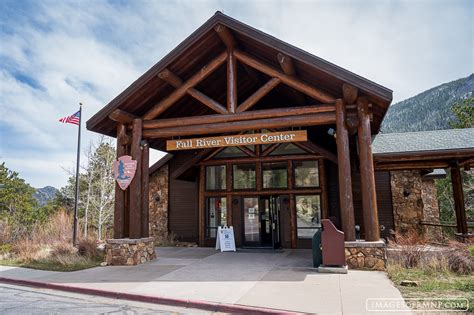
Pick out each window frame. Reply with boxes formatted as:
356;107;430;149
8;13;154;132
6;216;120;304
205;164;227;192
295;194;322;239
232;162;257;190
204;196;227;239
293;160;320;189
261;161;288;190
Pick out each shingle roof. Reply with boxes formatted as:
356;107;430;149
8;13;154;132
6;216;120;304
372;128;474;154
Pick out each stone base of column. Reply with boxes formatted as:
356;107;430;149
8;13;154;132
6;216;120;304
345;240;386;271
105;237;156;266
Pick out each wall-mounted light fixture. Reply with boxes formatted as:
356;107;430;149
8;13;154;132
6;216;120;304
327;128;336;139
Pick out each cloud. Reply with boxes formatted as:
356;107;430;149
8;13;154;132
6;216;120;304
0;0;472;188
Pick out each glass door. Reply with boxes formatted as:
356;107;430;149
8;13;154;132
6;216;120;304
243;197;260;246
242;196;281;248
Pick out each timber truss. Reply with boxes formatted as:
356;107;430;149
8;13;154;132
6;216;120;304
109;24;370;139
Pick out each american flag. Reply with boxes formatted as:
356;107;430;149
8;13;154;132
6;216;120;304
59;111;80;125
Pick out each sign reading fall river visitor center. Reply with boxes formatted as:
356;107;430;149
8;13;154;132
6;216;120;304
166;130;307;151
113;155;137;190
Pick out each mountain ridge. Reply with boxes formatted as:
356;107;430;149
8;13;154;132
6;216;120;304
381;74;474;133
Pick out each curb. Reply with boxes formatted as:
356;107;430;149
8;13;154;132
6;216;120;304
0;277;299;314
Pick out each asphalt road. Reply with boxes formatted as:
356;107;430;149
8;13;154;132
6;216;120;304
0;284;210;314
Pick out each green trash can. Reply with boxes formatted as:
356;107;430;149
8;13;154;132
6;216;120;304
312;228;322;268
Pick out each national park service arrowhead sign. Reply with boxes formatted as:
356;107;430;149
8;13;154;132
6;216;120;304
113;155;137;190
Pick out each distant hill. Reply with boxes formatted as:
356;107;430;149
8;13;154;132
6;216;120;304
381;74;474;133
34;186;58;207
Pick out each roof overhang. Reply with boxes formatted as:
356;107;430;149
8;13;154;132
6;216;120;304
86;11;392;150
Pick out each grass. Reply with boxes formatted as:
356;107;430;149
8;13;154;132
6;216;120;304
387;257;474;312
1;256;102;272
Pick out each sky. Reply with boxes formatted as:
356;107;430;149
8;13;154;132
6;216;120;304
0;0;472;189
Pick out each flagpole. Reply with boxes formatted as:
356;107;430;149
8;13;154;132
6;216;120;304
73;103;82;246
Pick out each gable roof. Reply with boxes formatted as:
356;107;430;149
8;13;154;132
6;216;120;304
373;128;474;155
87;11;392;149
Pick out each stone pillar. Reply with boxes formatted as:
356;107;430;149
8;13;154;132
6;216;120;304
345;241;386;271
149;165;169;242
105;237;156;266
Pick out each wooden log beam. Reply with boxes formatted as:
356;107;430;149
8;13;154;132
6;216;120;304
113;123;127;238
277;53;306;105
336;99;356;241
199;154;321;165
141;140;149;237
129;119;143;238
238;145;256;157
143;104;334;129
342;83;358;104
300;140;338;164
374;160;450;171
158;69;228;114
277;53;295;75
319;159;329;219
227;50;237;113
234;49;335;103
451;163;468;235
236;78;281;112
261;143;280;156
357;97;379;241
109;109;137;125
143;51;227;120
143;112;336;138
171;148;215;179
214;24;235;48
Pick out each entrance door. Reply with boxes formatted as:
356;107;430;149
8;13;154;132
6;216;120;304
242;196;281;248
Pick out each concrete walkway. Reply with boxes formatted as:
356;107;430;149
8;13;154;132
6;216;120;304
0;247;409;314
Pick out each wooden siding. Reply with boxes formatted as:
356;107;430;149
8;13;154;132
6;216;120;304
168;151;199;242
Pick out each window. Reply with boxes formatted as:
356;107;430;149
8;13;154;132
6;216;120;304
205;197;227;238
294;160;319;187
262;162;287;189
205;165;226;190
296;195;321;238
215;146;247;158
269;143;306;155
233;164;256;189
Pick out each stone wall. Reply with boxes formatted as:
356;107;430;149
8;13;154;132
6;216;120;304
149;165;169;241
345;241;386;270
390;170;442;241
390;170;424;234
105;237;156;265
420;179;443;241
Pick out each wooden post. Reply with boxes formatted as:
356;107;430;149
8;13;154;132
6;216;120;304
114;123;127;239
451;163;468;235
357;97;380;241
227;50;237;113
290;194;297;248
319;159;329;219
141;140;149;237
336;99;356;241
129;118;142;238
199;165;205;245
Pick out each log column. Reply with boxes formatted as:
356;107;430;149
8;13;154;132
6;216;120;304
129;118;142;238
114;123;128;238
451;163;468;235
335;99;356;241
357;97;380;241
141;140;149;237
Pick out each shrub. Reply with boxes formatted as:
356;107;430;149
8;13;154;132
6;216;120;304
388;230;427;268
50;242;75;258
12;238;43;263
446;241;474;275
77;237;102;260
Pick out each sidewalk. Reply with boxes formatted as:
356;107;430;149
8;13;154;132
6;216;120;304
0;247;410;314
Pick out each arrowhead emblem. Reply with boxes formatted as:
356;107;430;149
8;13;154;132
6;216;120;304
113;155;137;190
